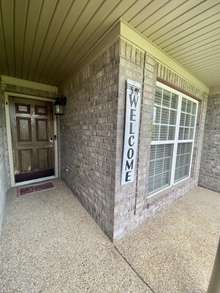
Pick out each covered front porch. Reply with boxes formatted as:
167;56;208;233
1;1;220;291
1;180;219;293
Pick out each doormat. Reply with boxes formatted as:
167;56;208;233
17;182;54;197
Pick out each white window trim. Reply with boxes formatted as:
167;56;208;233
149;81;199;197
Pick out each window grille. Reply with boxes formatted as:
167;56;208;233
149;82;198;195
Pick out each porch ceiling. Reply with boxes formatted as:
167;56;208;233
0;0;220;88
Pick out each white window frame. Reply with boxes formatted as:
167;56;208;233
149;81;199;197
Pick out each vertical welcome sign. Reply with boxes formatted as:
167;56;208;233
121;80;141;185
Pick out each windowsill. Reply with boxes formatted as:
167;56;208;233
147;175;191;201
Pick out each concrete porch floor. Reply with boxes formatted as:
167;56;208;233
115;187;220;293
0;180;150;293
1;181;220;293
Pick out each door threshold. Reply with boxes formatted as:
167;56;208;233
14;176;57;187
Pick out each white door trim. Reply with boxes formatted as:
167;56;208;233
5;91;59;187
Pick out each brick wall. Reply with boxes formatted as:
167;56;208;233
59;34;208;240
199;94;220;191
113;39;208;239
60;41;119;239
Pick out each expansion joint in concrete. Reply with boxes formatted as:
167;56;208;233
113;244;156;293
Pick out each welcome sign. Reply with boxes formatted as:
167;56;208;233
121;80;141;185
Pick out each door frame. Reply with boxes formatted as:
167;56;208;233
5;92;59;187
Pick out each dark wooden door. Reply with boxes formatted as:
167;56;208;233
10;97;55;183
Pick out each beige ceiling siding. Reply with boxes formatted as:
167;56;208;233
35;0;76;81
53;0;122;81
44;0;123;82
33;0;75;81
176;39;220;60
56;0;138;82
14;0;29;78
159;7;220;50
0;0;219;87
168;29;220;57
188;53;220;71
38;0;89;83
1;0;14;76
196;70;220;88
135;0;189;34
0;4;8;75
182;48;220;67
130;0;172;28
122;0;153;21
46;0;106;82
149;0;213;43
210;86;220;95
22;0;44;79
192;62;220;73
27;0;59;80
67;0;139;69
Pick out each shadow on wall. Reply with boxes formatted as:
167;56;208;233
0;91;10;235
199;94;220;192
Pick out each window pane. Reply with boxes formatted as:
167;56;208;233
185;114;190;126
155;87;162;105
163;90;171;107
192;103;197;114
179;127;184;140
187;100;192;113
152;125;159;140
184;128;189;139
180;113;185;126
182;99;187;112
160;125;168;140
161;108;169;124
152;86;178;141
189;128;194;139
171;93;178;109
169;110;176;125
174;143;192;182
179;98;197;140
154;106;161;123
148;144;173;193
168;126;175;140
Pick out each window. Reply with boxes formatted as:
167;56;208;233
148;82;198;194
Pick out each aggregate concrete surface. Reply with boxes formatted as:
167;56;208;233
0;180;151;293
116;187;220;293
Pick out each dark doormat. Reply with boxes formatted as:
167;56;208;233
17;181;54;197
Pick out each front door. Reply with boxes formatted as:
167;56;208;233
9;97;55;183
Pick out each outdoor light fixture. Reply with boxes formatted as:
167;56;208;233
54;96;67;115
